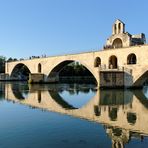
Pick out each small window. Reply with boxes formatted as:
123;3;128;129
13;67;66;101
94;57;101;67
38;63;42;73
127;54;137;64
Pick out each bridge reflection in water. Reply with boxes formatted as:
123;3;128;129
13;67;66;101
4;83;148;148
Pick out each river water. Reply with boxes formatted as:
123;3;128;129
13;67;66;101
0;82;148;148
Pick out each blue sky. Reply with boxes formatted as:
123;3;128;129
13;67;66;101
0;0;147;59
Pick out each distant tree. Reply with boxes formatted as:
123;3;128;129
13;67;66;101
7;57;18;62
7;57;13;62
0;56;6;73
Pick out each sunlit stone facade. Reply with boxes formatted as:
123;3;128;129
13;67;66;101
104;19;146;49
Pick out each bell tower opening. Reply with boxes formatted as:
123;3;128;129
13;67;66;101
112;19;125;35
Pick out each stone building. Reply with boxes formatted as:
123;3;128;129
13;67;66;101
104;19;146;49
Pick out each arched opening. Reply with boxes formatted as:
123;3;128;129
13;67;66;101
94;57;101;67
127;53;137;64
11;63;31;80
112;38;123;48
109;55;118;69
47;60;97;85
118;23;121;33
114;24;117;34
38;63;42;73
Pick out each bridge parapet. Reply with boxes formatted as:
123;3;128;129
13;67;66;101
98;65;132;74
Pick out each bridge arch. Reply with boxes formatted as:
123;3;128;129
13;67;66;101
109;55;118;69
10;63;31;80
112;38;123;48
47;60;98;84
127;53;137;64
94;57;101;67
133;70;148;87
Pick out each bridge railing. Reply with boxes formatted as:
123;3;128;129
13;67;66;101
98;65;132;74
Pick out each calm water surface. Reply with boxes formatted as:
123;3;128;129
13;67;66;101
0;82;148;148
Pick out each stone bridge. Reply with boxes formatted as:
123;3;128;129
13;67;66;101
6;52;99;83
5;44;148;88
4;83;148;146
5;19;148;88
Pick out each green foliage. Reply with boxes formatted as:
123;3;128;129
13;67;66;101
0;56;6;73
7;57;18;62
59;62;93;76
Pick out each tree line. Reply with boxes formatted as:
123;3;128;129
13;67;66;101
0;56;19;73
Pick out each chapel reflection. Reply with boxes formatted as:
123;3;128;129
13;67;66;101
105;125;146;148
97;89;148;148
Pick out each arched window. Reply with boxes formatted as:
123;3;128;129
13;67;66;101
38;63;42;73
94;57;101;67
127;54;137;64
109;55;118;69
112;38;123;48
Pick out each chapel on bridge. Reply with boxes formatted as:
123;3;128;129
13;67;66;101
104;19;146;49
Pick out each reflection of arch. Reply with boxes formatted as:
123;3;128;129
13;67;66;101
112;38;123;48
109;55;118;69
48;60;97;84
94;57;101;67
11;63;31;80
11;83;29;100
38;63;42;73
127;53;137;64
49;91;77;109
